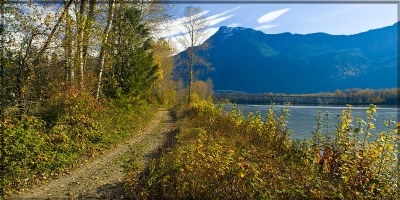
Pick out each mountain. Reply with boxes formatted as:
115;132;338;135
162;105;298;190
174;22;398;94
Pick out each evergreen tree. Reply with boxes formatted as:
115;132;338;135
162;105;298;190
104;6;158;100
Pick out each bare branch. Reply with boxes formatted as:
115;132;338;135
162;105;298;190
35;0;73;63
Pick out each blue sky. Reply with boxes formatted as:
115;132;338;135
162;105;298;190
159;3;398;53
175;4;397;35
182;4;397;35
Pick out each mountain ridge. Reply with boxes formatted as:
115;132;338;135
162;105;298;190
217;21;398;37
175;22;398;93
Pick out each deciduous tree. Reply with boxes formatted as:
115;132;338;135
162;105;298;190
178;6;210;104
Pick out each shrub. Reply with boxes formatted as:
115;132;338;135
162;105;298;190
1;116;49;192
126;101;398;199
40;88;103;156
310;105;399;198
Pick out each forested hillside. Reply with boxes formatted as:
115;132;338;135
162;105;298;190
0;1;178;196
176;23;398;93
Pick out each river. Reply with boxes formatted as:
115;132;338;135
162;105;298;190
222;104;398;140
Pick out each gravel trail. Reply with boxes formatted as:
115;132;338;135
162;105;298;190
11;109;174;199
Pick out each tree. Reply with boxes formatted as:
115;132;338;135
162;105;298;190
179;6;210;104
151;39;177;105
2;1;76;118
0;1;7;195
95;0;115;99
103;6;158;100
64;2;74;83
191;79;213;102
82;0;96;68
75;0;87;87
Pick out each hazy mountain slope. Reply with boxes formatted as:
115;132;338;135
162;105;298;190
175;22;398;93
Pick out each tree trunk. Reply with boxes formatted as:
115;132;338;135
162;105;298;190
95;0;115;100
16;59;25;119
64;6;74;83
36;0;73;64
82;0;96;70
0;7;4;191
16;32;35;119
0;1;5;122
187;49;194;104
188;63;193;104
76;0;87;88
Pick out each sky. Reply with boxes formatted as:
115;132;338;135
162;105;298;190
160;3;398;53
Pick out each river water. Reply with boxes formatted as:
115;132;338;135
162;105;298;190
222;104;398;140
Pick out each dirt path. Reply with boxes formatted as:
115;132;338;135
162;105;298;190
11;109;175;199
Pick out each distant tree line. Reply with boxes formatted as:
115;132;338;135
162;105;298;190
214;88;399;105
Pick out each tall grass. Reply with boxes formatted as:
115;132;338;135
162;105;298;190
125;101;399;199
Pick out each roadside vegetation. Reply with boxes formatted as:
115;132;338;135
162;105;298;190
124;99;399;199
0;2;214;197
0;1;180;197
1;94;156;195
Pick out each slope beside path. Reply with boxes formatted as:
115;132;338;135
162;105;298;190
11;109;174;199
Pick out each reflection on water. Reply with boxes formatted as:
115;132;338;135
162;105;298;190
222;104;398;140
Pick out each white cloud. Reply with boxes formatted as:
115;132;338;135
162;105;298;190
168;27;219;55
255;24;278;30
208;15;234;26
205;6;241;21
156;10;210;38
158;6;241;54
257;8;290;24
158;6;241;38
204;6;241;28
227;23;241;27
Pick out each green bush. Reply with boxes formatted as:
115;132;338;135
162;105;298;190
126;101;398;199
1;116;49;191
309;105;399;198
1;88;157;196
